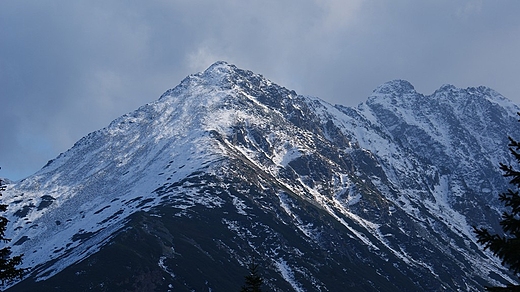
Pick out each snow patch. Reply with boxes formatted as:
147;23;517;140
158;256;176;279
274;258;305;292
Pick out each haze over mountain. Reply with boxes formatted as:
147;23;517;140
2;62;519;291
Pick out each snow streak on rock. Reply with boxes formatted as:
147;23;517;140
3;61;520;291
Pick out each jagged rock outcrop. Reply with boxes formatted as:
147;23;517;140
3;62;519;291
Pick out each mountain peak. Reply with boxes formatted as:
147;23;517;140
433;83;504;98
193;60;239;87
202;60;237;76
206;60;234;69
3;64;519;291
437;84;457;92
372;79;416;95
160;61;239;99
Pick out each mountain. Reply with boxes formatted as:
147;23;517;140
2;61;520;291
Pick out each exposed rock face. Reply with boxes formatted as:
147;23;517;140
3;62;519;291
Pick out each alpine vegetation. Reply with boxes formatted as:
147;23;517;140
0;177;24;284
475;130;520;291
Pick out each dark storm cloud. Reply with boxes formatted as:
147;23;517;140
1;0;520;180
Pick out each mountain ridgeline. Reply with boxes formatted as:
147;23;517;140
3;62;520;291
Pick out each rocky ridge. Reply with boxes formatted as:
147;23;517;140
2;62;519;291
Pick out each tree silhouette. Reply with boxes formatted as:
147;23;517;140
474;135;520;291
0;174;24;284
240;258;263;292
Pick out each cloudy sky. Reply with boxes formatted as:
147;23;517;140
1;1;520;180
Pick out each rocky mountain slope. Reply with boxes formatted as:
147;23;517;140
2;62;519;291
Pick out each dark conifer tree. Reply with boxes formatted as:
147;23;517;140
240;258;263;292
474;134;520;291
0;175;24;284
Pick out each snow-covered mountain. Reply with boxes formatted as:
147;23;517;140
3;61;519;291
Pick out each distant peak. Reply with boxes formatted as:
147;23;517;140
372;80;416;95
438;84;456;91
433;84;499;97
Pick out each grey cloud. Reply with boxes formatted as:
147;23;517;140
1;0;520;180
